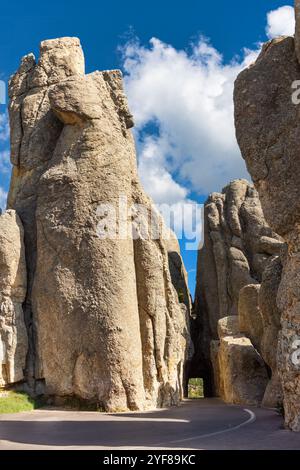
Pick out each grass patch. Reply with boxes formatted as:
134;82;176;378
0;392;105;413
188;378;204;399
0;391;36;414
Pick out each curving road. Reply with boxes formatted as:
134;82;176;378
0;398;299;450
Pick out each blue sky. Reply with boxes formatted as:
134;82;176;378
0;0;295;295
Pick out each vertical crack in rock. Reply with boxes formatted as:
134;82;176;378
132;180;192;407
3;37;191;411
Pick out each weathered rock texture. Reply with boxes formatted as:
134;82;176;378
165;231;194;395
212;316;269;405
234;4;300;429
5;37;190;410
259;256;283;407
238;284;263;351
0;210;27;386
210;262;283;406
192;179;283;398
166;231;192;315
295;0;300;63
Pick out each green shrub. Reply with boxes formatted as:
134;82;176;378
0;391;36;414
188;378;204;398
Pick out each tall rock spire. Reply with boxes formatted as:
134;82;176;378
234;2;300;431
4;37;191;410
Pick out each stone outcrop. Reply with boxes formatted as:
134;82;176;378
210;260;283;407
5;37;191;410
192;179;283;396
165;231;194;395
212;316;269;405
234;2;300;430
295;0;300;63
238;284;263;351
166;231;192;314
0;210;27;386
258;256;283;407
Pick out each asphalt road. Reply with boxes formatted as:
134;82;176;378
0;398;299;450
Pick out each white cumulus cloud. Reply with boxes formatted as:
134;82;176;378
0;113;9;141
122;5;293;215
122;37;257;203
266;5;295;39
136;135;188;205
0;186;7;212
0;113;10;213
0;149;11;174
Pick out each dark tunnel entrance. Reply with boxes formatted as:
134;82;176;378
184;359;215;398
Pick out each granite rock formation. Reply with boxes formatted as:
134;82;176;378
259;256;283;407
165;230;194;395
3;37;191;410
238;284;263;351
210;261;283;406
212;316;269;406
0;210;27;386
192;179;283;398
234;1;300;430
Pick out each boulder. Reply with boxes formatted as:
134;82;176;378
213;317;269;406
238;284;263;351
218;316;240;339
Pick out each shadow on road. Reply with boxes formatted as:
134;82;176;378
0;399;298;450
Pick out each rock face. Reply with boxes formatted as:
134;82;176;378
165;231;194;395
234;8;300;429
166;231;192;314
259;256;283;407
238;284;263;351
192;179;283;396
6;37;190;410
0;210;27;386
210;262;283;406
295;0;300;63
213;316;269;406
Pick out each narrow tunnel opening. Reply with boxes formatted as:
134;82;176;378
188;378;204;399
